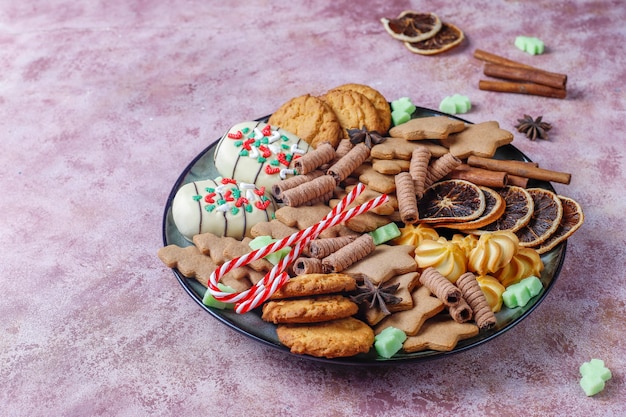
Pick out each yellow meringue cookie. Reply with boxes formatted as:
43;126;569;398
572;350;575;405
451;233;479;258
414;238;466;283
476;275;506;312
468;231;519;276
393;223;439;247
494;247;544;287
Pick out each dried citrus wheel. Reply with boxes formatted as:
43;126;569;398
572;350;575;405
535;196;584;254
516;188;564;247
418;179;486;223
471;185;534;234
404;22;465;55
380;11;442;43
435;186;505;230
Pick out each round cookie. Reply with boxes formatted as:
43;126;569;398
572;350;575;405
276;317;375;358
320;89;386;138
268;94;342;148
332;83;391;134
261;295;358;324
213;121;311;190
172;177;276;241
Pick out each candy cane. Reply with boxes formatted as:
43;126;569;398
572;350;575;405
206;183;388;313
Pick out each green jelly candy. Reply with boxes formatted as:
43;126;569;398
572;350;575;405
202;283;236;309
502;275;543;308
439;94;471;115
391;110;411;126
580;359;612;396
369;222;401;245
374;327;407;359
249;235;290;265
515;36;545;55
391;97;416;114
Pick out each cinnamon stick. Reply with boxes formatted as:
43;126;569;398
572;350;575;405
474;49;537;70
467;156;571;185
445;165;508;188
484;63;567;90
479;80;567;99
506;175;529;188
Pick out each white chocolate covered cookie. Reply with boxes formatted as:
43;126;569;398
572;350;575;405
213;121;311;189
172;177;276;241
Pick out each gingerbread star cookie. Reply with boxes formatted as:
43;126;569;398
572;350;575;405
371;137;448;160
374;285;445;335
441;121;514;158
342;244;417;285
389;116;466;140
363;272;421;326
402;314;479;352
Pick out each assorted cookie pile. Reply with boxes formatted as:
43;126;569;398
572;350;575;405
158;83;584;359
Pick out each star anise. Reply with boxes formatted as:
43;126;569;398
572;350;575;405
347;126;386;149
350;277;401;316
515;114;552;141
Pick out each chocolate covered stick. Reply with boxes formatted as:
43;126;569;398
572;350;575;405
272;170;324;199
424;153;462;188
327;142;370;184
449;299;473;323
305;236;358;259
334;139;354;160
293;142;336;175
395;172;419;224
456;272;496;330
419;267;462;307
409;146;431;198
293;257;324;275
322;234;376;273
281;174;336;207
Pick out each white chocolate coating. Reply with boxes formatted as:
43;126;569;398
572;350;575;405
213;121;311;189
172;178;276;241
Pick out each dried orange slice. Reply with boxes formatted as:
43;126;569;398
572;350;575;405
470;186;534;234
380;11;442;43
418;179;486;223
516;188;563;247
404;22;465;55
435;186;505;230
535;196;584;254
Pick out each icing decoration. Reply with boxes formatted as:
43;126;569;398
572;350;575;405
214;121;311;189
172;177;276;241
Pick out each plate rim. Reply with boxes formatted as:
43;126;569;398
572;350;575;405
161;106;567;365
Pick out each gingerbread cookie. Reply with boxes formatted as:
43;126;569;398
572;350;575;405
171;177;276;241
331;83;392;133
372;158;411;175
352;163;396;194
402;314;479;352
276;317;374;358
343;244;417;285
320;89;385;138
268;94;342;148
440;121;514;158
389;115;466;140
371;137;448;160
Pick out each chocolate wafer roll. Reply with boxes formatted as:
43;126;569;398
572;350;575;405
395;172;418;224
334;139;354;160
409;146;431;198
293;257;324;275
294;142;336;175
304;190;334;206
304;236;358;259
327;142;370;184
271;170;324;200
281;174;336;207
456;272;496;330
424;153;462;189
448;298;473;323
418;267;462;307
321;234;375;273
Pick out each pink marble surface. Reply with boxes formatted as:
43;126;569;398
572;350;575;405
2;0;625;415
